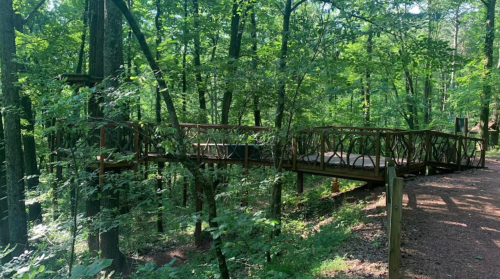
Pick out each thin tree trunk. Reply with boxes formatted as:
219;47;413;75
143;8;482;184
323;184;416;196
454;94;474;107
111;1;230;277
192;0;208;123
479;0;496;143
22;96;42;223
221;0;246;124
76;0;90;74
251;11;261;126
423;1;433;126
270;0;293;237
363;27;372;127
157;162;164;232
182;0;188;114
155;0;162;123
450;6;460;91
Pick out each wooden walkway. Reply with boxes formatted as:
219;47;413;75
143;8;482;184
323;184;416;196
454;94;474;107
55;122;486;183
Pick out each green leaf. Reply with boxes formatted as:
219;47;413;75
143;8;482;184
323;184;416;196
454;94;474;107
87;258;113;276
70;265;87;279
474;255;483;260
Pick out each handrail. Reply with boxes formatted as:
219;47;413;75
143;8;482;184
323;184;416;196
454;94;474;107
54;121;486;177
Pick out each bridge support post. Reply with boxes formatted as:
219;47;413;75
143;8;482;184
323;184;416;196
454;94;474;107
157;162;165;233
427;166;436;175
331;177;339;193
194;164;204;247
182;176;187;207
241;168;249;207
296;172;304;194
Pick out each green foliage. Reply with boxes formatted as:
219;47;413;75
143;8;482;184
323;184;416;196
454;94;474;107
3;0;496;278
70;259;113;279
132;260;178;279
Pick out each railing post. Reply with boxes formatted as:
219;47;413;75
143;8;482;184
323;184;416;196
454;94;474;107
385;132;391;162
375;132;381;176
197;125;201;163
320;132;325;170
385;160;394;234
407;132;413;171
144;123;149;179
194;164;204;247
99;126;105;186
292;136;297;171
133;123;139;173
457;136;462;171
424;130;431;166
296;171;304;194
481;138;486;168
388;177;404;279
244;127;249;169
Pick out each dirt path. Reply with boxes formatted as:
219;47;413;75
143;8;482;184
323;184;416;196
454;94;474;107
399;157;500;278
338;157;500;278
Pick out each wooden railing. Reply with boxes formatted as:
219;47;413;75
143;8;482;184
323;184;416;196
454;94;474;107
140;123;285;166
294;128;385;179
54;121;486;180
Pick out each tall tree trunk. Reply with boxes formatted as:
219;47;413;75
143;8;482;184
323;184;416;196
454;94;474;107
400;48;416;130
155;0;162;123
87;0;105;258
192;0;208;123
423;1;433;126
251;11;261;127
221;0;246;124
13;8;43;224
182;0;188;115
21;96;42;222
77;0;90;74
449;6;460;91
100;0;125;272
0;0;28;257
363;27;372;127
270;0;293;237
0;111;10;263
479;0;496;143
111;1;229;277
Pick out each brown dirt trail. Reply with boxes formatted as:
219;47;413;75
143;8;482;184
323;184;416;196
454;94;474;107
399;157;500;278
337;157;500;278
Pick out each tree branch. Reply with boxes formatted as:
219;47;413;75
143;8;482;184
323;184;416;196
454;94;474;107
321;0;404;40
23;0;47;24
291;0;307;12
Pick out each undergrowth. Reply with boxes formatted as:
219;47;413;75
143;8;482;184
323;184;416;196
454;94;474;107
1;166;368;279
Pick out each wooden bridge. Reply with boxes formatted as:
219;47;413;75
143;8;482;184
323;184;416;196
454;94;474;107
55;122;486;184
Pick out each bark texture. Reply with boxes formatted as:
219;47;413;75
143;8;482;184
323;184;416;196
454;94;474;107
101;0;125;272
192;0;208;123
0;0;29;257
0;111;10;263
221;0;246;124
87;0;105;258
21;96;42;222
479;0;496;143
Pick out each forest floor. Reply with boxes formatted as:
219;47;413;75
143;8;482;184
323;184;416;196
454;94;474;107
129;157;500;278
339;156;500;278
